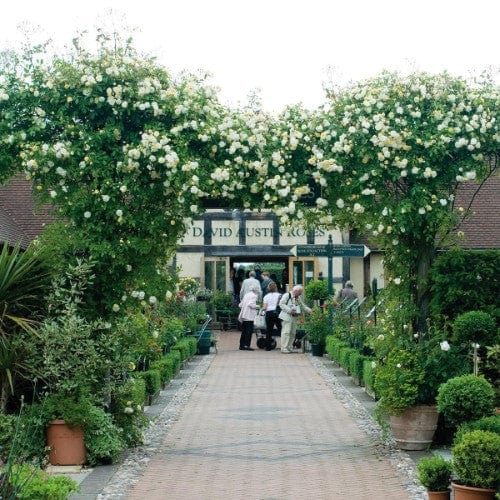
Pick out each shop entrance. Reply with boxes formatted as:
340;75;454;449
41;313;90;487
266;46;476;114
202;256;318;294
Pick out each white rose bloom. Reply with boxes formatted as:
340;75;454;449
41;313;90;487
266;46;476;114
50;190;57;198
393;278;401;285
120;185;127;193
440;341;451;351
149;296;157;305
116;209;123;217
126;265;132;272
418;207;426;214
102;195;110;202
315;197;328;208
112;304;120;312
84;211;91;218
138;291;145;300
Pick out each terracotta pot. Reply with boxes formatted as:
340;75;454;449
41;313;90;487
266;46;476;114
427;490;450;499
47;419;87;465
451;482;496;500
389;404;438;450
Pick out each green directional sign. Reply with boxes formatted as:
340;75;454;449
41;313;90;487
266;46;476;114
292;244;370;258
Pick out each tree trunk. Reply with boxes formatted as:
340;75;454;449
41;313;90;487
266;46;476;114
415;242;435;334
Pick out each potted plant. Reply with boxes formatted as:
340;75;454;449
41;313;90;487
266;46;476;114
436;374;495;431
416;454;452;499
451;429;500;499
372;331;470;450
303;305;331;356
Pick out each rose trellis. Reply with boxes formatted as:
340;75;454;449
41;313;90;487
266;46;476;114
1;39;498;325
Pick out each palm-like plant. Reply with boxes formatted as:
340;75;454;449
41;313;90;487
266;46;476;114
0;242;50;411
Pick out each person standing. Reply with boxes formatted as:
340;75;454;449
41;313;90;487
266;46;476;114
260;271;273;296
261;281;281;350
278;285;311;353
239;270;262;302
237;285;260;350
336;280;358;302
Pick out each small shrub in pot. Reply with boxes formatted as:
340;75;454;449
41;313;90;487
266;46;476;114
451;429;500;490
416;454;452;492
436;374;495;429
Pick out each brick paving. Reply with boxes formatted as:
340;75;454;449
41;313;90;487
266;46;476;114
124;331;414;500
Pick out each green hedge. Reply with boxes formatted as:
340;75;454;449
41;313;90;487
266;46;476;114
328;338;348;364
349;351;365;381
135;369;161;397
164;350;181;375
363;358;376;395
339;347;357;373
150;356;175;385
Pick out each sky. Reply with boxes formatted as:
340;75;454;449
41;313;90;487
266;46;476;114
1;0;499;113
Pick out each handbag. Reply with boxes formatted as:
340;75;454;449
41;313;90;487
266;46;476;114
254;311;266;329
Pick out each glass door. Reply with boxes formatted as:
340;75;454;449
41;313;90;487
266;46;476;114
203;257;229;292
287;258;317;289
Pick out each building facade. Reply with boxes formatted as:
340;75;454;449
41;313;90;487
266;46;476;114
176;209;384;295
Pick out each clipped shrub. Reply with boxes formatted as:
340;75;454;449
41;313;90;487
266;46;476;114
339;347;357;372
304;279;329;302
349;351;365;381
362;358;376;394
436;374;495;428
327;338;347;364
165;349;181;374
150;357;175;385
452;310;497;348
451;430;500;489
416;454;452;492
135;369;161;397
453;414;500;446
170;337;194;362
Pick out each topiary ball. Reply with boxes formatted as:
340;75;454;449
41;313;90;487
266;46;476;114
452;310;497;348
452;429;500;489
436;374;495;428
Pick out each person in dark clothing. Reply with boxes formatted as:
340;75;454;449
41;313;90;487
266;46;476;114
260;271;273;296
261;282;281;350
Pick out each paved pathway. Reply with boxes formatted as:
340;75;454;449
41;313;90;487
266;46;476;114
107;331;422;500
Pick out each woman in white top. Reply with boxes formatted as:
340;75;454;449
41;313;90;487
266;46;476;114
261;282;282;351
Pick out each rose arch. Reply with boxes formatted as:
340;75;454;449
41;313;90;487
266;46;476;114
1;38;498;330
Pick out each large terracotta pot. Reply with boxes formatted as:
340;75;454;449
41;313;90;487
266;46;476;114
427;491;450;499
47;419;87;465
451;482;496;500
389;404;438;450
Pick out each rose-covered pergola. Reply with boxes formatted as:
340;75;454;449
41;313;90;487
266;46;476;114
1;36;498;330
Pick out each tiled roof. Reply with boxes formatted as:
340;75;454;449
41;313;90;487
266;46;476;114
0;175;55;248
454;171;500;249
